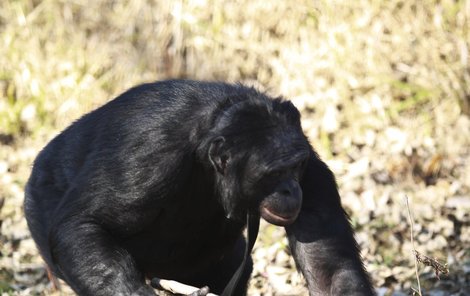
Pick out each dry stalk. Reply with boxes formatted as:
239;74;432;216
404;195;449;296
405;195;422;296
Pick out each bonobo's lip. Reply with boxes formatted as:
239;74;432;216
260;206;298;226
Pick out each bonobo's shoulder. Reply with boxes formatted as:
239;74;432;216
151;79;302;122
79;79;300;132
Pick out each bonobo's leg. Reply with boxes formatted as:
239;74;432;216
49;217;156;296
286;154;375;296
24;182;63;268
42;185;155;296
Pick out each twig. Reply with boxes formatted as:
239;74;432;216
151;278;218;296
411;287;420;296
404;195;450;296
404;195;422;296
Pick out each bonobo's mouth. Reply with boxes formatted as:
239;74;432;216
260;206;299;226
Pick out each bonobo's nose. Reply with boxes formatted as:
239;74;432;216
277;179;301;198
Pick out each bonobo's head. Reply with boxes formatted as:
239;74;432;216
204;95;310;226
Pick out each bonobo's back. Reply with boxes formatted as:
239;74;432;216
26;80;265;191
23;79;271;267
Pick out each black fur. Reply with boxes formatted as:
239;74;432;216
24;80;375;295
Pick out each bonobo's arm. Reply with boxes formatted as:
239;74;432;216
285;153;375;296
48;192;156;295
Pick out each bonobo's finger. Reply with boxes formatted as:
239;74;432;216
187;286;209;296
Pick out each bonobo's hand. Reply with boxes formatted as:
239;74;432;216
187;286;210;296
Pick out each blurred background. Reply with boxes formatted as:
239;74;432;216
0;0;469;295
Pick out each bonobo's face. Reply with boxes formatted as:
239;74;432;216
244;146;309;226
208;129;310;225
257;162;306;226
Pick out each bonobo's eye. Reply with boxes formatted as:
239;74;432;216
294;158;309;180
266;170;283;179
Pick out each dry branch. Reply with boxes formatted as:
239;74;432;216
151;278;218;296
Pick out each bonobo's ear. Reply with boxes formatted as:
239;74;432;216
208;136;230;175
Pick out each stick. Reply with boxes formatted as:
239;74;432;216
151;278;218;296
404;195;422;296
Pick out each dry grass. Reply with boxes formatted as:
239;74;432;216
1;1;469;139
1;0;469;295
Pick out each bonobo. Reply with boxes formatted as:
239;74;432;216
24;80;375;295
